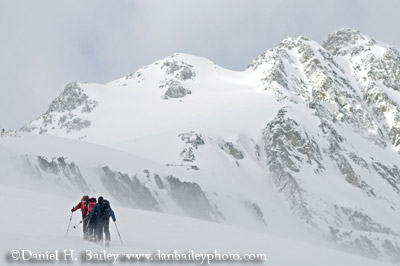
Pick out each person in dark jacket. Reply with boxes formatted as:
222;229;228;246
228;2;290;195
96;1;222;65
71;195;89;240
89;196;116;246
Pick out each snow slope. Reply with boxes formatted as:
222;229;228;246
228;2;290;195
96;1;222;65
0;183;393;266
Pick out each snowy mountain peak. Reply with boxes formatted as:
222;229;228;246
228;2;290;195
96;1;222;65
146;52;216;77
21;82;98;135
279;35;313;49
323;28;376;56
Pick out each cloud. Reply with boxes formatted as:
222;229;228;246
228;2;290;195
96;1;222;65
1;0;400;129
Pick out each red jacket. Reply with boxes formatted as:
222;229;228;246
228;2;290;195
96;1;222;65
72;201;88;216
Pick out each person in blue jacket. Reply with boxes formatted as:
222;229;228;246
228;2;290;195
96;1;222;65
89;196;116;246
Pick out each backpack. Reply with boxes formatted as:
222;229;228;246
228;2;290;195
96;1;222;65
99;200;110;218
82;196;89;207
81;196;89;215
88;198;97;213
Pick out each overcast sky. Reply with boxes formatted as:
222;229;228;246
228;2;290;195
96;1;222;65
1;0;400;130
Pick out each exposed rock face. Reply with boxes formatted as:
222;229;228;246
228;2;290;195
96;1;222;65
153;174;165;189
322;28;375;56
160;79;192;99
162;59;196;81
160;56;195;99
166;175;222;221
218;139;244;160
179;131;205;162
38;157;88;189
100;166;160;211
249;32;388;150
243;201;267;225
18;155;91;193
263;108;324;174
0;129;20;138
323;28;400;149
371;162;400;194
99;166;222;221
260;103;400;259
329;226;400;262
21;82;97;134
253;29;400;260
262;107;323;223
47;82;98;114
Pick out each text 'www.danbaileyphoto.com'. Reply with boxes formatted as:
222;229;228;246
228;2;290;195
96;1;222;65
8;249;268;264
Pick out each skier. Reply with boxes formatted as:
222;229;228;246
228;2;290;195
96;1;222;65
89;196;116;247
86;197;97;241
71;195;89;240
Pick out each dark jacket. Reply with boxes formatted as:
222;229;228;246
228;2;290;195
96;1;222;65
89;200;116;221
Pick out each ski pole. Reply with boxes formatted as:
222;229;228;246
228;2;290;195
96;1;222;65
65;208;74;237
114;221;124;245
74;215;91;229
73;220;82;229
85;217;91;230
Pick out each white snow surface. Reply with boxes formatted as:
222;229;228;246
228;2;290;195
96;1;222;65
0;182;392;266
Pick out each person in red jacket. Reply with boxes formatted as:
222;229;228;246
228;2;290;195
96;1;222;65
86;197;97;241
71;195;89;239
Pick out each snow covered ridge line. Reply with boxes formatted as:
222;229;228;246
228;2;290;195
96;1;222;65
8;249;268;264
1;136;266;229
20;28;400;154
